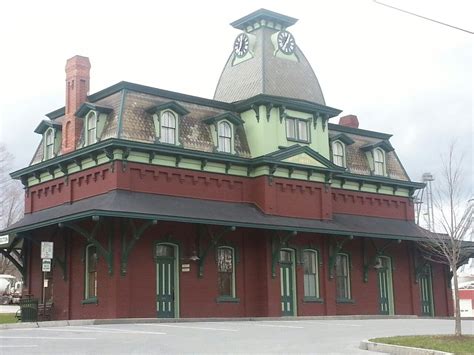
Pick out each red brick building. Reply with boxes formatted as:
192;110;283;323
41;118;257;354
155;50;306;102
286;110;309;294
0;9;455;320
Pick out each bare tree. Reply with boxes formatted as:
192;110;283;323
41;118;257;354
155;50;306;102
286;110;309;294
0;143;24;276
418;142;473;336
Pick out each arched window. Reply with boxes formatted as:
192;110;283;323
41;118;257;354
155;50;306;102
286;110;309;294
86;112;97;145
335;253;351;301
332;141;345;167
374;148;385;175
161;111;176;144
218;121;232;153
45;129;54;159
217;246;235;297
303;250;320;298
64;121;71;148
85;244;98;300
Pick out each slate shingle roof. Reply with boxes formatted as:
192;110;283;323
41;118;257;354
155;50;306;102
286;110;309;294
214;27;325;105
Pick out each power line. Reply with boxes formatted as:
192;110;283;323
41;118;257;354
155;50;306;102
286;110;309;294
374;0;473;34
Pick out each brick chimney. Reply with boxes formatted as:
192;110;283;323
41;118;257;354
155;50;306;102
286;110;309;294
62;56;91;153
338;114;359;129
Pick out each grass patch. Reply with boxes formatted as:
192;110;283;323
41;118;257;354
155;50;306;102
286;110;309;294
370;335;474;354
0;313;18;324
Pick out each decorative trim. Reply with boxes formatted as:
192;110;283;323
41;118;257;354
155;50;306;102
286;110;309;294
146;101;190;116
303;297;324;303
196;225;236;278
120;218;157;275
216;296;240;303
328;236;353;279
271;230;297;278
59;217;114;274
336;298;355;304
81;297;98;305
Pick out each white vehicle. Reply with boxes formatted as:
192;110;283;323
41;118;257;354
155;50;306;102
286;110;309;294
0;275;22;304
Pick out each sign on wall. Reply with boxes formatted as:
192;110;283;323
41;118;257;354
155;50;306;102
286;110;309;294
42;259;52;272
0;235;8;245
41;242;54;259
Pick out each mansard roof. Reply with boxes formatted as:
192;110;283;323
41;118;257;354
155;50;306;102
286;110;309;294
27;81;411;183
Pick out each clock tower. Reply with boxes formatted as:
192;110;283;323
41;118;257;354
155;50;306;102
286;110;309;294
214;9;325;105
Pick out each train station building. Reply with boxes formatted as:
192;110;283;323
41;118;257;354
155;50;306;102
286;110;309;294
0;9;458;320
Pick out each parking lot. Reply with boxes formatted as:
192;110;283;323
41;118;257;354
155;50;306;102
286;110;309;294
0;318;473;354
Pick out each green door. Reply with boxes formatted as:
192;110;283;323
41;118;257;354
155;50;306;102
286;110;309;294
280;250;296;316
376;256;394;315
156;244;176;318
420;264;434;316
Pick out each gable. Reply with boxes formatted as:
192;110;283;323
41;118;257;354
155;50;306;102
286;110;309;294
282;153;325;167
263;144;343;171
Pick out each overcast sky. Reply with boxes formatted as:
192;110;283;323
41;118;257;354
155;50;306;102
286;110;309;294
0;0;472;193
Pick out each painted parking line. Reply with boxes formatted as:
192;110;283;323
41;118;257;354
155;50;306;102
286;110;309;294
9;326;166;336
138;324;238;332
0;336;96;340
0;345;39;348
305;321;362;327
254;323;304;329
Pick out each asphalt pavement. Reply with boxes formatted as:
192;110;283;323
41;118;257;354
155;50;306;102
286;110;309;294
1;318;473;354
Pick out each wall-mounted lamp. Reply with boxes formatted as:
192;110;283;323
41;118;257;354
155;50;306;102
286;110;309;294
189;250;200;261
373;257;383;270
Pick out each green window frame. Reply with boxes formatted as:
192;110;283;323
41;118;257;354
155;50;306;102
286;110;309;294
84;244;98;302
374;148;385;176
44;128;55;159
86;112;97;146
217;246;235;298
303;249;320;299
332;141;345;167
217;121;232;153
160;111;177;144
286;117;309;143
335;253;352;301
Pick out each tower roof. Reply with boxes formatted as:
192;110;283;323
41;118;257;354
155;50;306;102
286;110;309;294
214;10;325;105
230;8;298;31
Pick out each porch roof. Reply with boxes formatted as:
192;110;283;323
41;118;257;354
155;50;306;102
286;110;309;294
1;190;432;243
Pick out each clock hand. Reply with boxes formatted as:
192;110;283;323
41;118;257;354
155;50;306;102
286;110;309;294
283;34;290;49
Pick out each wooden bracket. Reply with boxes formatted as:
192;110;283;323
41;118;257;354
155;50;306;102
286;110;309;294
265;103;273;122
197;225;236;278
271;230;298;278
328;236;353;279
59;217;114;275
121;219;157;276
251;104;260;122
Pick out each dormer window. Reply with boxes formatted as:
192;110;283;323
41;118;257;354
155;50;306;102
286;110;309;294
332;141;345;167
286;117;309;143
160;111;177;144
360;140;393;177
45;129;55;159
34;120;62;161
374;148;385;176
86;112;97;145
146;101;190;146
218;121;232;153
76;103;113;147
203;112;244;155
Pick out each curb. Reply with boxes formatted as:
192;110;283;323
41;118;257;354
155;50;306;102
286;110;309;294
0;314;465;330
0;314;420;329
359;340;453;355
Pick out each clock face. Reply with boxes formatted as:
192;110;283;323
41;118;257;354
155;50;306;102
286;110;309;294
277;31;296;54
234;33;249;57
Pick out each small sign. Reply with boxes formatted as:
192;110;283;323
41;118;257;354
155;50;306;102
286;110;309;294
41;242;54;259
181;264;191;272
0;235;9;245
42;259;52;272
